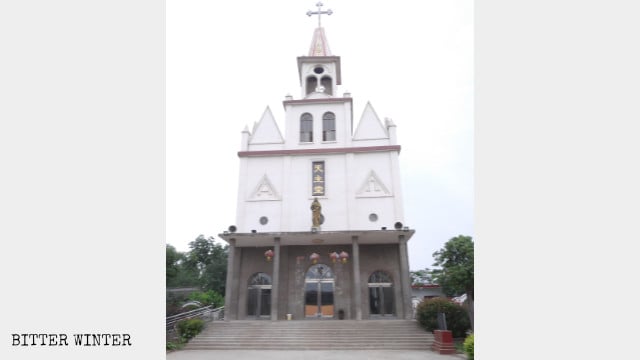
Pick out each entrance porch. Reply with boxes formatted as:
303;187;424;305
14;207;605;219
220;230;415;321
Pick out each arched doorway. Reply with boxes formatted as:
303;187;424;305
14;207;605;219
368;270;394;316
304;264;334;318
247;272;271;318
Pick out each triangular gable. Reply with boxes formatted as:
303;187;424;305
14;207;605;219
353;102;389;140
248;174;280;201
249;107;284;144
356;170;392;198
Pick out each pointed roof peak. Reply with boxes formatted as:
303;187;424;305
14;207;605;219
249;106;284;145
353;102;389;141
308;27;332;57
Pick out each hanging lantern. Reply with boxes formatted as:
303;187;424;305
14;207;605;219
329;252;339;263
310;252;320;264
340;251;349;264
264;249;274;262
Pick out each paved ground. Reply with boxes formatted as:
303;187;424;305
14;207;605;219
167;350;467;360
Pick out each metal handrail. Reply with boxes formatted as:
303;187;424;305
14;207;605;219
166;306;225;332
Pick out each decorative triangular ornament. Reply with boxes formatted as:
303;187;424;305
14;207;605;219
249;175;280;201
356;171;391;198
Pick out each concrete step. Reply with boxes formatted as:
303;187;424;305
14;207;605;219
183;320;434;350
185;344;433;350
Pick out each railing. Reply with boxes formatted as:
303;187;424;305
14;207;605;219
166;306;225;334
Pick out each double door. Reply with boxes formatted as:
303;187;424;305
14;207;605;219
304;279;334;318
247;285;271;318
369;285;393;316
304;264;335;318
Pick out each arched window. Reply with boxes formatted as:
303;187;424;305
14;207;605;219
322;112;336;141
300;113;313;142
248;272;272;286
320;76;333;95
306;263;334;280
306;76;318;96
368;270;394;316
369;271;392;283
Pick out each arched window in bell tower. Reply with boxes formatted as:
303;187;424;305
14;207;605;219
300;113;313;142
306;76;318;96
322;112;336;141
321;76;333;95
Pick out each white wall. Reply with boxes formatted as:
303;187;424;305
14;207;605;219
235;56;405;233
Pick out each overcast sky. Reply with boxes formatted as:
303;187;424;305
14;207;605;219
167;0;473;271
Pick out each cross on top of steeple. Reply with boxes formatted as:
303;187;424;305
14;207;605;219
306;2;332;28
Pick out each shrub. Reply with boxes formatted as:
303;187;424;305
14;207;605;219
176;318;204;342
166;341;182;351
188;290;224;308
463;333;474;360
416;297;470;338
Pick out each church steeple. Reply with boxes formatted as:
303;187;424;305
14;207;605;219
308;27;332;57
297;2;341;97
306;2;333;56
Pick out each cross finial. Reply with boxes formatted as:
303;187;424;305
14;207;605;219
306;2;332;28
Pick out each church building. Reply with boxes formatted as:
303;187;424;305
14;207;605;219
219;3;415;321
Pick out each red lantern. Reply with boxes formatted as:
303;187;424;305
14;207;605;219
310;253;320;264
329;252;339;263
264;249;274;262
340;251;349;264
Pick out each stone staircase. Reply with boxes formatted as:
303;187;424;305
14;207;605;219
184;320;434;350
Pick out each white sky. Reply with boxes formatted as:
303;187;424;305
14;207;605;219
167;0;473;271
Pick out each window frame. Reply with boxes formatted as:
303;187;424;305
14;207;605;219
322;112;336;142
300;112;314;143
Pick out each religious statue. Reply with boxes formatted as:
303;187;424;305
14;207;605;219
311;197;322;227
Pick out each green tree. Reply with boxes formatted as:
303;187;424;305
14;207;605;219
431;235;474;330
188;290;224;308
166;243;199;288
184;235;215;271
184;235;228;295
166;244;181;283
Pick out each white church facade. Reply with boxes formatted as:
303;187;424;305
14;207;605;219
219;5;415;321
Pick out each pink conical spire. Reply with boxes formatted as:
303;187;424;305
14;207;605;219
308;27;332;56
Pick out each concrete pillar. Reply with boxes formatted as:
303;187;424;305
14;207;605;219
352;236;362;320
271;237;281;321
224;238;236;321
398;235;413;320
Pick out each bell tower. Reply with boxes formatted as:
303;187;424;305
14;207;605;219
298;2;342;98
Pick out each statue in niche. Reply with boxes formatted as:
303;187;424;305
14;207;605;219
311;197;322;227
